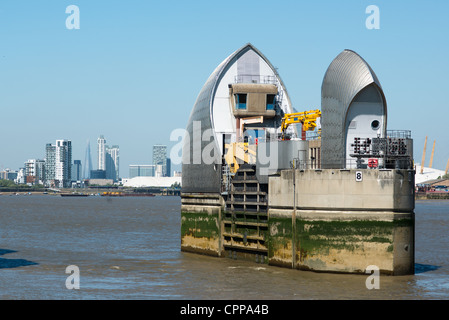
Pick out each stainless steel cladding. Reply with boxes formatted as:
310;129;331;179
321;50;387;169
255;139;309;184
182;44;293;193
181;54;225;193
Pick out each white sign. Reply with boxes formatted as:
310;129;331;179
356;171;363;182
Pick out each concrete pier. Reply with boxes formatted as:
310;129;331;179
268;168;415;275
180;168;415;275
180;45;416;276
181;193;224;257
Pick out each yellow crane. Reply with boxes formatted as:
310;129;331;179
429;140;436;168
224;109;321;174
280;109;321;140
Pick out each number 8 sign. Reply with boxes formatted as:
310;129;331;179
356;171;363;182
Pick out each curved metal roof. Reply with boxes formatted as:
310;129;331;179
182;43;292;193
321;49;387;168
322;49;383;109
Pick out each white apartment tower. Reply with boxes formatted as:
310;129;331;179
96;135;120;181
55;139;72;188
25;159;45;184
45;139;72;188
97;135;106;170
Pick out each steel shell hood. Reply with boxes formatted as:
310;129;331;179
321;49;387;168
322;50;383;107
182;43;292;193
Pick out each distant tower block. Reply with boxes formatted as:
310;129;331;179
97;135;106;170
153;144;167;177
83;139;93;179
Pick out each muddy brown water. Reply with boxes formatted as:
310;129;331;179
0;195;448;300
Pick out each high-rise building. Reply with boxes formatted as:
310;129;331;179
97;135;106;171
106;145;119;181
72;160;82;182
83;139;93;179
25;159;45;184
153;144;167;177
45;143;56;184
55;139;72;188
45;140;72;188
166;157;171;177
96;135;119;182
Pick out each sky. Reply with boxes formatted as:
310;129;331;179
1;0;448;177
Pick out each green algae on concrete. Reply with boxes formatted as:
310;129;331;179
181;211;222;256
268;214;414;274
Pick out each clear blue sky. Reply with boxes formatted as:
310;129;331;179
1;0;448;177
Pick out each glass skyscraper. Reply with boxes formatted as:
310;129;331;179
72;160;82;182
106;145;120;182
153;144;167;177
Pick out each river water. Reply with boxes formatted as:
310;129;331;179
0;195;448;300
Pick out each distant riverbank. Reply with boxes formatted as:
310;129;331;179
1;190;446;199
416;192;449;200
0;188;179;197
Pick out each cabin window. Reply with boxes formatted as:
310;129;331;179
236;94;247;109
266;94;276;110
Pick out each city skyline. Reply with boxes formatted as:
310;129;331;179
0;129;178;179
1;137;172;181
0;1;448;174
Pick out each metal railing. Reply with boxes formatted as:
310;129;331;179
387;130;412;139
234;74;278;85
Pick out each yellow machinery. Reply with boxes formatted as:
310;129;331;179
224;109;321;174
280;109;321;140
224;142;257;174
